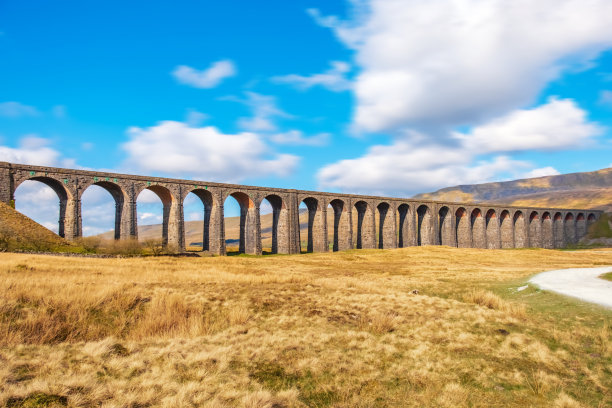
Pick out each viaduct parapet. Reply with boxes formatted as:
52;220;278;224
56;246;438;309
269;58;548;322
0;162;603;255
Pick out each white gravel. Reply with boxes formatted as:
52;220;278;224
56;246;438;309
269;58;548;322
529;266;612;309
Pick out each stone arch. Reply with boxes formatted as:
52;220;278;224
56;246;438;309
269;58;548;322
377;202;396;249
13;176;72;239
513;211;526;248
553;212;564;248
529;211;541;248
541;212;553;249
136;184;176;247
587;213;597;224
354;201;375;249
397;204;415;247
500;210;513;249
261;194;289;254
471;208;486;248
183;188;214;251
417;204;434;246
576;213;587;240
82;180;128;240
300;197;326;253
455;207;471;248
485;209;500;249
224;191;258;255
438;206;453;246
329;198;351;251
564;213;576;245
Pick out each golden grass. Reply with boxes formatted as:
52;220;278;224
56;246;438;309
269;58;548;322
0;246;611;407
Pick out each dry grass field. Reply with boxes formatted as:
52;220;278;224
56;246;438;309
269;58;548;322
1;247;611;407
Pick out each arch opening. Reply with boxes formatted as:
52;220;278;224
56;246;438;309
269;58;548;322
353;201;374;249
471;208;486;249
417;205;434;246
81;181;125;239
14;177;70;238
183;189;213;252
136;185;174;246
299;197;325;253
224;192;257;255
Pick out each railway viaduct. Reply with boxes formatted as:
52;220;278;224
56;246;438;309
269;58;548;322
0;162;603;255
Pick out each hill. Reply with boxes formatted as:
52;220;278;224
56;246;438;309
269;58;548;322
0;201;74;252
414;167;612;212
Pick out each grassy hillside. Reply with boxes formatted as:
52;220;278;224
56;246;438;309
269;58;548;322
0;201;74;252
415;167;612;212
1;247;610;406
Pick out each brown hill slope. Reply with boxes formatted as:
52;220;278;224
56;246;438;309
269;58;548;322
414;167;612;212
0;201;73;251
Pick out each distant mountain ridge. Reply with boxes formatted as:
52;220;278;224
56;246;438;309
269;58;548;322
414;167;612;212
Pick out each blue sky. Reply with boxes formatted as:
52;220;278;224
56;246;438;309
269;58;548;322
1;0;612;235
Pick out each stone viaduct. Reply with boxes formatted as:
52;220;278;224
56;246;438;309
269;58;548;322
0;162;603;255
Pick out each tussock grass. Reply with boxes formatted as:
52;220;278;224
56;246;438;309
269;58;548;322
0;247;611;407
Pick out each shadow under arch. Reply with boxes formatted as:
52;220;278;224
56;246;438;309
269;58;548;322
397;203;415;248
553;212;564;248
529;211;541;248
438;206;452;246
541;211;553;249
564;213;576;245
354;200;374;249
513;211;526;248
300;197;326;253
329;198;350;251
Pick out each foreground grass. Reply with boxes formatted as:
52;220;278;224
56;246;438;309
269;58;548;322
0;247;610;407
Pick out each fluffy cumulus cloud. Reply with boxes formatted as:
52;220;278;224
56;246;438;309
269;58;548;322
235;92;291;132
272;61;352;92
172;60;236;89
122;121;298;182
318;98;601;195
455;98;602;153
312;0;612;133
0;135;62;165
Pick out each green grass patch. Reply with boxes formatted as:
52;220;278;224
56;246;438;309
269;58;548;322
588;213;612;239
600;272;612;282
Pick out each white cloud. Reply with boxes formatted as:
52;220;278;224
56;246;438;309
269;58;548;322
122;120;298;183
523;167;560;178
269;130;329;146
185;109;209;127
0;135;61;165
313;0;612;133
235;92;292;132
272;61;352;91
455;98;602;153
0;101;40;118
172;60;236;89
317;98;600;195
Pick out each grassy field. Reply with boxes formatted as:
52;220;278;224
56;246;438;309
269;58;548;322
0;247;611;407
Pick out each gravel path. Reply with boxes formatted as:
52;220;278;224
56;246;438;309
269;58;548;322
529;266;612;309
